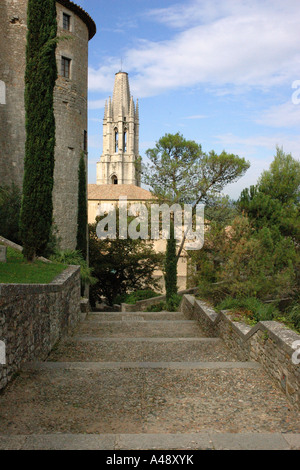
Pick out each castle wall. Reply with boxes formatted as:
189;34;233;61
0;0;27;188
53;2;89;249
0;0;94;250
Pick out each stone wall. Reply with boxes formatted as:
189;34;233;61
0;0;95;250
181;294;300;410
0;265;81;390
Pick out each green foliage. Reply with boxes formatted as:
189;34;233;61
216;296;279;323
166;293;182;311
164;220;178;301
76;153;88;260
20;0;58;261
288;302;300;331
145;301;166;312
0;184;22;244
0;245;66;284
145;294;182;312
89;214;163;306
192;147;300;332
205;192;238;226
237;149;300;243
144;132;204;204
143;132;250;263
258;146;300;205
50;250;97;287
116;289;160;305
144;133;250;206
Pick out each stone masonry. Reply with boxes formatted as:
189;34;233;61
0;0;96;250
97;72;141;186
0;300;299;449
0;265;81;391
181;294;300;410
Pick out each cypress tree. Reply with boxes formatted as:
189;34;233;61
76;152;88;260
20;0;57;261
164;219;178;301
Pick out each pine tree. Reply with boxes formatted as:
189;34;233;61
20;0;57;261
164;219;178;301
76;153;88;260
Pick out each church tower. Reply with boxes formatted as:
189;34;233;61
96;72;140;186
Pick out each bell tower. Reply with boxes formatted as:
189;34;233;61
97;72;140;186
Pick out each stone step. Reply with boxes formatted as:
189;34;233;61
26;361;261;371
0;432;299;450
88;312;187;321
48;337;238;363
1;365;299;436
77;320;205;338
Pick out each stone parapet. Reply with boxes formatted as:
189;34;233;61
0;265;81;390
181;294;300;410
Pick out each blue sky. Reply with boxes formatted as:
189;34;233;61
76;0;300;200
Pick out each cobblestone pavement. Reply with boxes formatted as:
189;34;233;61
0;310;299;450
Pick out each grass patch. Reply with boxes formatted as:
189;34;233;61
0;245;67;284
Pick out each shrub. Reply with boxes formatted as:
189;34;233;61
117;289;160;305
286;301;300;332
145;294;183;312
216;296;279;323
50;250;97;293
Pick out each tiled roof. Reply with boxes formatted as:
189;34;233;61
88;184;155;201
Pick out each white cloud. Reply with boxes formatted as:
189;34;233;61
216;132;300;158
88;0;300;99
256;100;300;128
214;130;300;199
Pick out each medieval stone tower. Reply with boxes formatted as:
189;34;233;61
0;0;96;250
97;72;141;186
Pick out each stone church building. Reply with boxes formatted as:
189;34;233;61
88;72;189;291
0;0;96;250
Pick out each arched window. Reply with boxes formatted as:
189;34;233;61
111;175;118;185
115;129;119;152
123;130;127;152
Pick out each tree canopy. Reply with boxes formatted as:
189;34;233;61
89;212;163;306
143;132;250;205
143;132;250;260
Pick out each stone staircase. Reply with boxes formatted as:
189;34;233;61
0;309;299;450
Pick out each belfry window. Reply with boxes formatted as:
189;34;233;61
111;175;118;185
123;130;127;152
115;129;119;152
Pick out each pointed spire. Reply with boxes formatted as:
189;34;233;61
135;99;139;121
112;72;130;119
